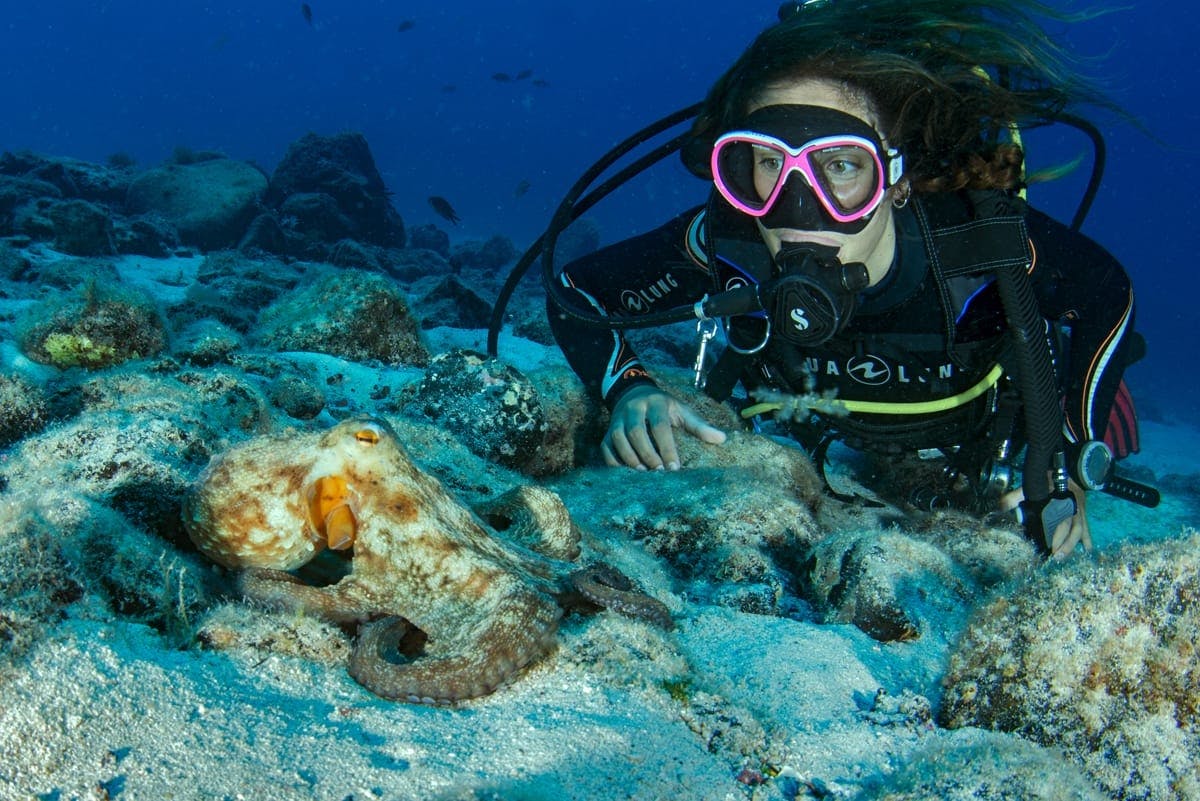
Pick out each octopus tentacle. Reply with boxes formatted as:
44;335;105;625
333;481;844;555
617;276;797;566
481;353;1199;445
472;485;581;562
239;568;369;623
348;591;562;705
571;564;674;630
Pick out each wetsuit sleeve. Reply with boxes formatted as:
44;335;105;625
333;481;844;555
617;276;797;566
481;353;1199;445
1025;208;1138;456
546;209;711;408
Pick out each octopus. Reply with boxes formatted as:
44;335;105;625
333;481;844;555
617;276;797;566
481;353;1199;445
182;416;670;705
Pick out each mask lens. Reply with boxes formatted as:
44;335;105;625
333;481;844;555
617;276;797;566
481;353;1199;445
807;142;881;216
713;137;786;213
712;132;886;222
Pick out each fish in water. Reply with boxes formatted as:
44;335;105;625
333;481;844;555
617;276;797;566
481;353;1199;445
397;19;415;32
514;180;531;198
428;196;460;225
532;79;550;88
515;69;533;80
301;3;313;25
441;84;457;93
491;72;513;83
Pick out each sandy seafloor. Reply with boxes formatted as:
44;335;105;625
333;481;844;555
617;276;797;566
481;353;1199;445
0;249;1196;801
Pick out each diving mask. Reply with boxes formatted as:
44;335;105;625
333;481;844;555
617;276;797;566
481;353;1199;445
711;104;904;234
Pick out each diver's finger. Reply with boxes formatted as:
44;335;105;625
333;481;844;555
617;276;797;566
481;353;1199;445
677;405;727;446
998;488;1023;513
625;416;666;471
1050;517;1083;559
604;425;645;470
645;405;680;471
600;436;621;467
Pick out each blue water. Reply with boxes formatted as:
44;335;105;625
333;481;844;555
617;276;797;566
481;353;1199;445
2;1;1196;424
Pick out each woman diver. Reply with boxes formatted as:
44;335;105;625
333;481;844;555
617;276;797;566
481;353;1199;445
544;0;1141;558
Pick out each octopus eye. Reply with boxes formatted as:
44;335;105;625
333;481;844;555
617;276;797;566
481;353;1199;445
354;425;383;445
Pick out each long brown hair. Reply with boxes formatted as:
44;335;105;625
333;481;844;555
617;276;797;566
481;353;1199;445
685;0;1119;193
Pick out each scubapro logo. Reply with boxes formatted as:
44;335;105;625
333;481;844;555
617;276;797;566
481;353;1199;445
847;355;891;386
789;307;809;331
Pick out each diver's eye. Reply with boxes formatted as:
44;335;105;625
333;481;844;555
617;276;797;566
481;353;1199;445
354;425;383;445
814;147;868;183
750;143;783;176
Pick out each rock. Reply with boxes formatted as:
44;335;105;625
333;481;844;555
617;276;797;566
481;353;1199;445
279;192;354;242
549;383;825;614
17;280;167;370
408;223;449;257
0;175;62;238
0;150;131;205
0;373;49;448
856;729;1108;800
172;319;243;366
266;132;404;247
113;214;180;257
46;198;116;256
328;238;380;271
236;212;290;256
126;159;267;251
268;373;326;420
406;349;548;471
169;251;306;332
940;533;1200;801
416;275;493;329
255;268;429;366
449;235;518;272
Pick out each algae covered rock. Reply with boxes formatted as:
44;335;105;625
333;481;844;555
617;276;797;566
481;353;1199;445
407;349;548;471
126;158;267;250
940;533;1200;801
256;268;429;366
856;729;1108;800
17;280;166;369
0;373;48;448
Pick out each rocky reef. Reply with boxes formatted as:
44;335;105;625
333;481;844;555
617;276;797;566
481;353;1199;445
0;134;1193;800
940;533;1200;800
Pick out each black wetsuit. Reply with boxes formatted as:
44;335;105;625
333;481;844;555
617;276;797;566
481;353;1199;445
548;193;1139;469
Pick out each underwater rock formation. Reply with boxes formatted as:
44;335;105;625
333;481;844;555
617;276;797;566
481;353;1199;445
407;350;547;469
0;373;48;448
255;269;429;366
266;132;405;248
46;198;116;256
126;158;267;251
855;728;1108;800
404;352;600;476
17;279;166;370
552;406;826;617
449;234;518;272
940;532;1200;801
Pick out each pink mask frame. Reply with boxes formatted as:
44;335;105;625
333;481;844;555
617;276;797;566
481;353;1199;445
711;130;904;223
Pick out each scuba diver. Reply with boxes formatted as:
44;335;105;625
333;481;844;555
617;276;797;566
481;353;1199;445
538;0;1147;558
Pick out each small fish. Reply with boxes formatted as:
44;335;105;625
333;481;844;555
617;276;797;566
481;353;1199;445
428;196;461;226
491;72;513;83
531;79;550;88
440;84;457;93
514;179;531;198
397;19;415;32
301;3;313;26
515;68;533;80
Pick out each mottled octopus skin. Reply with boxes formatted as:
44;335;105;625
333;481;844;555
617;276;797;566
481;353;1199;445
184;417;670;704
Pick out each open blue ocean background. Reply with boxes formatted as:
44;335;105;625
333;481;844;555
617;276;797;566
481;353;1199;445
2;0;1195;427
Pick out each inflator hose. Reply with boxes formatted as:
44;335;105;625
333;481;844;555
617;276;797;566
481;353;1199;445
992;247;1065;558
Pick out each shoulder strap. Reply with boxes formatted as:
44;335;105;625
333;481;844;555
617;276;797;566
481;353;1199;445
911;191;1031;368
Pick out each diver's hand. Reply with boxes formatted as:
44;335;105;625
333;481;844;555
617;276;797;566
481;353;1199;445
999;478;1092;559
603;385;726;470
